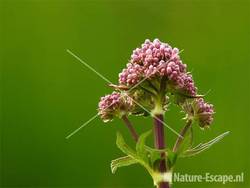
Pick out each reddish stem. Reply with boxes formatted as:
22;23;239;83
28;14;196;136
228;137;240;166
173;120;192;153
122;115;139;142
153;114;170;188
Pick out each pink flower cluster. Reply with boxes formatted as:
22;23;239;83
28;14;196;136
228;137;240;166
118;39;196;96
98;92;132;122
119;63;143;86
98;39;213;126
193;98;214;127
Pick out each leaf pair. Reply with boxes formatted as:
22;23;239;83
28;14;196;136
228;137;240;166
112;131;153;175
111;128;230;185
111;130;176;177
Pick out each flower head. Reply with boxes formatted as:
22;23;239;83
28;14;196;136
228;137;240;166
98;92;133;122
182;98;214;128
193;98;214;127
118;39;197;98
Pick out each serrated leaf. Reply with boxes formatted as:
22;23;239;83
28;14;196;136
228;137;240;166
111;156;138;174
180;131;229;157
116;132;137;158
136;130;152;161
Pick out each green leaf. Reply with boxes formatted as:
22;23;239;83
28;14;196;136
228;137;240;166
114;132;164;181
116;132;137;158
115;132;154;177
111;156;138;174
136;130;152;161
166;148;177;168
180;131;230;157
144;146;177;170
148;149;162;169
176;127;193;155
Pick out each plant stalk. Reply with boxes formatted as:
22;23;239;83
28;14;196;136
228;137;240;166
122;115;139;142
153;114;170;188
173;119;192;152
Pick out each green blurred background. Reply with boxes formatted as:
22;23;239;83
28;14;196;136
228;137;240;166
1;0;249;187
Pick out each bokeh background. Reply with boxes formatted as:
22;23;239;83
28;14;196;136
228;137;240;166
1;0;250;187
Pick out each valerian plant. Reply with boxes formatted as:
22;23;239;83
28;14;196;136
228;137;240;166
97;39;228;188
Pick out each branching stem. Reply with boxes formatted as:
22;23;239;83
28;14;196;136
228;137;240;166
173;119;193;152
121;115;139;142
